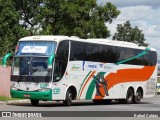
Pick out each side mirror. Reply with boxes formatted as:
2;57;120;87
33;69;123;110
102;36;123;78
2;53;12;67
48;54;55;68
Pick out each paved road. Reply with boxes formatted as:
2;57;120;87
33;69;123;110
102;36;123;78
0;95;160;119
0;95;160;111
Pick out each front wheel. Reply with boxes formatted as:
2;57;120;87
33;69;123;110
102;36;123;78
30;99;39;106
133;89;142;104
63;89;72;106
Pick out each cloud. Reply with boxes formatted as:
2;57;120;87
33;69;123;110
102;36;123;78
98;0;160;58
105;6;160;59
117;6;160;23
117;6;153;21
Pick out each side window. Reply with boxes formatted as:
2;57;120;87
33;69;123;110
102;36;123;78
70;41;84;61
149;51;157;66
84;43;93;61
102;45;119;63
124;48;136;65
111;46;120;63
53;41;69;82
92;44;102;62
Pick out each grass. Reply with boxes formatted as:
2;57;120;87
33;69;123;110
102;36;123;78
0;95;21;101
157;77;160;83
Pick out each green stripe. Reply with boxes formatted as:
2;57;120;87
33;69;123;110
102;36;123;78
78;71;91;98
85;72;106;99
116;47;150;65
10;89;52;100
2;53;12;67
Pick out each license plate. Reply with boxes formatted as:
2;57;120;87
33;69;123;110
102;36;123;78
24;94;30;98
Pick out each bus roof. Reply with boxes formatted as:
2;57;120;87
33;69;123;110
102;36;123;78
19;35;156;51
19;35;71;41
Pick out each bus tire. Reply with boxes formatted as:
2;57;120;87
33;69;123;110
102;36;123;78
133;88;143;104
125;88;134;104
63;89;72;106
30;99;39;106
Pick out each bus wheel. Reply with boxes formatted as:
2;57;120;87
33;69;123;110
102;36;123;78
63;89;72;106
125;88;134;104
30;99;39;106
133;88;142;104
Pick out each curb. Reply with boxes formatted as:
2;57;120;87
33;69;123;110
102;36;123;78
0;99;30;104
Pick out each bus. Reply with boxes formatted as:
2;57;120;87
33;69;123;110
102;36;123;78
10;35;157;106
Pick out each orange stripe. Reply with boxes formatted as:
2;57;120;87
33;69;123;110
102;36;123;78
94;66;156;99
79;71;96;98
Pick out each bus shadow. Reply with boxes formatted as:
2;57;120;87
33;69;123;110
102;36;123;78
7;100;152;107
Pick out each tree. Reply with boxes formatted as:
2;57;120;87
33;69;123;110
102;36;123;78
13;0;44;35
0;0;120;58
112;21;148;46
0;0;27;58
40;0;120;38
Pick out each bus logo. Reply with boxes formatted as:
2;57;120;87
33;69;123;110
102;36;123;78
93;73;109;97
99;64;103;68
71;64;80;71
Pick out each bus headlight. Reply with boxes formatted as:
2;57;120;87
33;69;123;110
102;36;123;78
10;87;18;90
10;83;18;90
38;88;50;92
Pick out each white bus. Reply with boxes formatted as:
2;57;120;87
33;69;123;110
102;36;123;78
10;35;157;106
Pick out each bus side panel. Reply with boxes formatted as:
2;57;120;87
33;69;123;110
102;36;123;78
51;61;157;100
90;64;156;100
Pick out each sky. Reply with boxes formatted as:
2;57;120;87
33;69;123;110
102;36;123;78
97;0;160;59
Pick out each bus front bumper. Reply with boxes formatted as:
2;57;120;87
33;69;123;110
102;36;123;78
10;89;52;100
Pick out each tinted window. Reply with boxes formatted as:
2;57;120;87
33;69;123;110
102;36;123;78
53;41;69;82
84;43;93;61
70;41;157;66
149;51;157;66
70;41;84;61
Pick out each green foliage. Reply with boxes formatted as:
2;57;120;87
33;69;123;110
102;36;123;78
112;21;148;46
158;77;160;83
0;0;120;58
14;0;44;35
40;0;120;38
0;0;27;58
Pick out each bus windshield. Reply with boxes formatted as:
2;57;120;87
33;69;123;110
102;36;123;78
11;41;56;83
11;57;52;83
16;41;56;56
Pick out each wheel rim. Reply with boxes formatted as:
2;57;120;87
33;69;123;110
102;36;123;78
68;92;72;104
128;94;133;101
136;90;142;101
127;89;133;103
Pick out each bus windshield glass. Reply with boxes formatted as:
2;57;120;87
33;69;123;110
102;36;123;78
11;41;56;83
11;57;52;83
16;41;56;56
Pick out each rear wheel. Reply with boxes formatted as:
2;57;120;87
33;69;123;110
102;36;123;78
119;88;134;104
63;89;72;106
133;88;142;104
30;99;39;106
125;88;134;104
